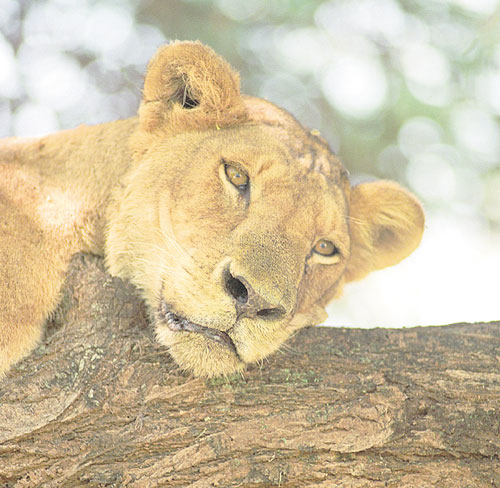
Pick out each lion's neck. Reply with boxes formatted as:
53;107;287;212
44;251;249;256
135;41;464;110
0;117;138;254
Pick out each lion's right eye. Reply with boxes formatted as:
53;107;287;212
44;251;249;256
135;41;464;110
313;239;339;257
224;163;249;191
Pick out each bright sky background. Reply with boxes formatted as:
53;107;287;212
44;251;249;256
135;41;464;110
327;211;500;327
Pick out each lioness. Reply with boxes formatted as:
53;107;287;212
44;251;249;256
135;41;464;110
0;41;424;378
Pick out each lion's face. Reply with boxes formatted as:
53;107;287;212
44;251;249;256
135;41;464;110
150;124;350;377
106;42;425;377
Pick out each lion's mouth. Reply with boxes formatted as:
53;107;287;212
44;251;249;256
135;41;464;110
157;298;240;358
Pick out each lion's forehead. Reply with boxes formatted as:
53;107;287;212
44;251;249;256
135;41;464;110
290;138;346;185
295;149;339;179
243;96;346;184
249;124;346;187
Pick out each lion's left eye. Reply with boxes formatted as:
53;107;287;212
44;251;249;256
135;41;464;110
313;239;339;257
224;163;249;190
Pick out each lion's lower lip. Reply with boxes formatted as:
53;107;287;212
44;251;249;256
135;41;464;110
158;299;240;358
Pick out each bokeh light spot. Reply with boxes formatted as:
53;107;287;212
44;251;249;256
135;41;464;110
406;151;457;203
322;55;388;118
19;52;88;111
82;4;134;54
450;105;500;168
13;103;58;137
398;117;443;158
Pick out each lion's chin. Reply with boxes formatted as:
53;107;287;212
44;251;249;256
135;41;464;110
155;322;245;377
155;298;245;378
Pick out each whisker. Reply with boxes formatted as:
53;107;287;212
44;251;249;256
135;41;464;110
345;215;367;226
153;227;192;261
114;234;205;275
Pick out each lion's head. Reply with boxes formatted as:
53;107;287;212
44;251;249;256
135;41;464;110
106;42;424;377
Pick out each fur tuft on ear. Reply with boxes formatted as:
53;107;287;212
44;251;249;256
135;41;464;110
345;180;425;282
138;41;248;133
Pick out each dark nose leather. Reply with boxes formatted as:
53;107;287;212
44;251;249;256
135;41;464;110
224;270;286;320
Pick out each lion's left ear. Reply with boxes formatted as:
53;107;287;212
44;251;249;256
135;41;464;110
344;180;425;282
138;41;248;133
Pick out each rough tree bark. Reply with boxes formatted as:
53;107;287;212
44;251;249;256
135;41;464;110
0;254;499;488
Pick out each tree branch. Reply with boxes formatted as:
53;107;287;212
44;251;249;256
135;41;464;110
1;255;499;487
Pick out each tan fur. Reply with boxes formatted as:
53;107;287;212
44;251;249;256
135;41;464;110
0;41;424;378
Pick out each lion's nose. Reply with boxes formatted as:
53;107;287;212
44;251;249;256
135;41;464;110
224;270;286;320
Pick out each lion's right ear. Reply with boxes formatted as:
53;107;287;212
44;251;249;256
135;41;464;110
344;180;425;283
138;41;248;133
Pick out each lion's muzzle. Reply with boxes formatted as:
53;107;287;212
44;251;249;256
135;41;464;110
158;298;240;358
223;267;286;320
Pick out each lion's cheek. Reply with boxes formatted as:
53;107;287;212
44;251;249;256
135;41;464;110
232;320;294;364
